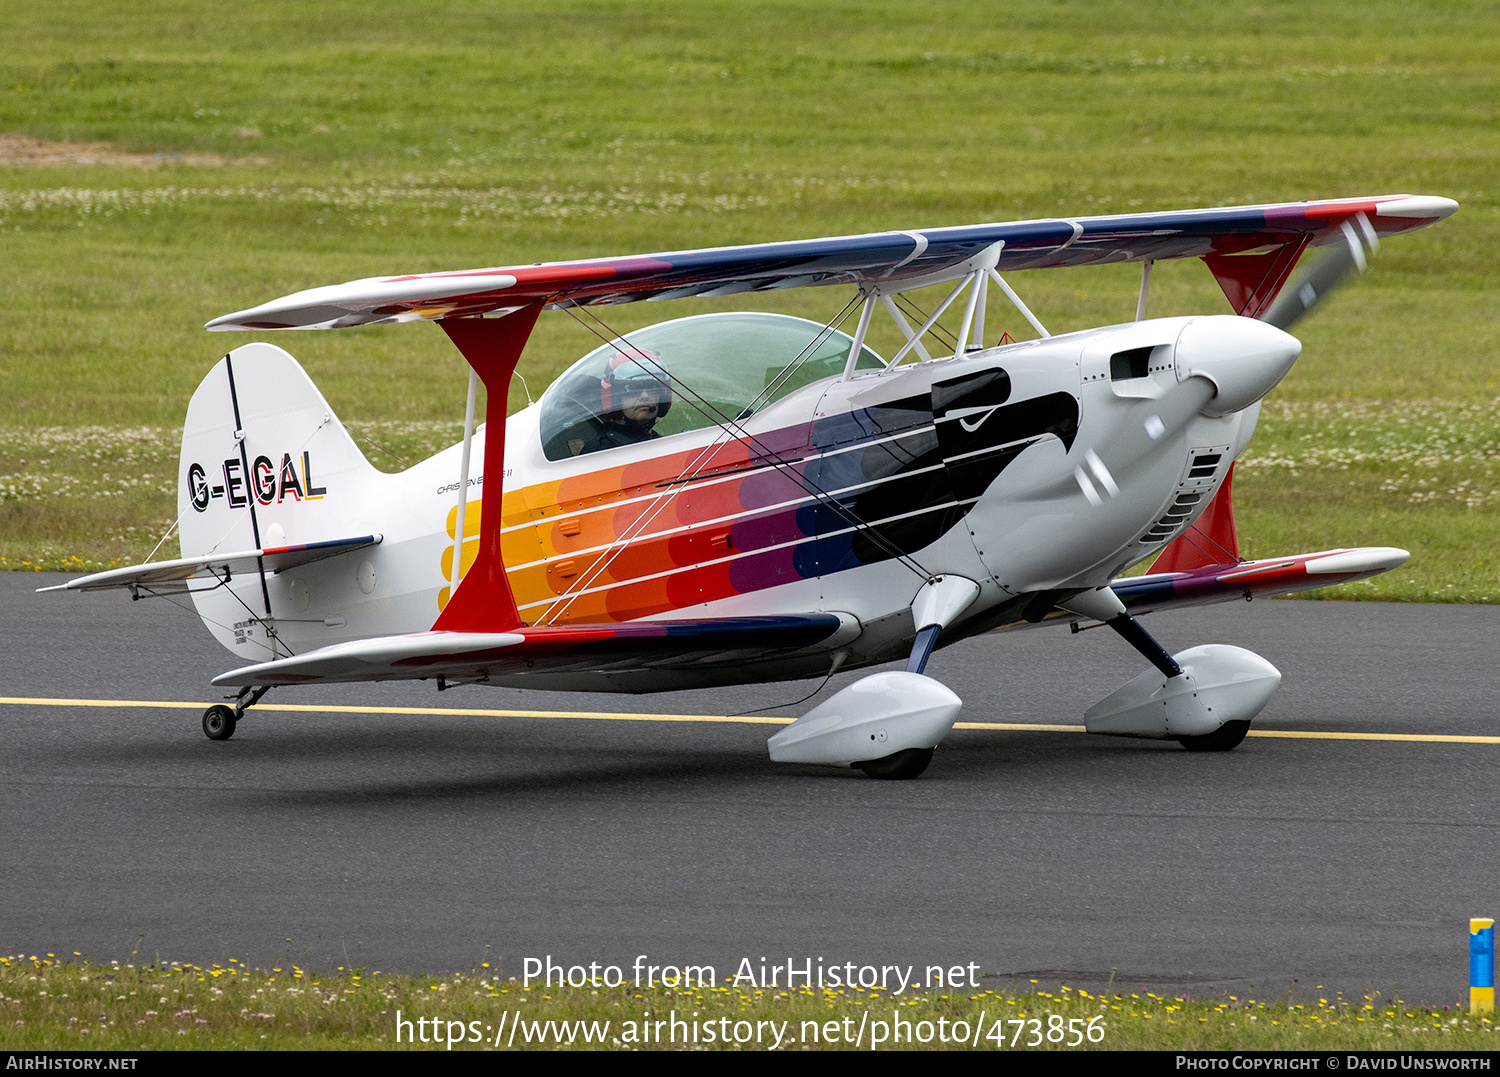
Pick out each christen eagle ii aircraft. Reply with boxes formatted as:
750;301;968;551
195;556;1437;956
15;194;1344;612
48;194;1456;778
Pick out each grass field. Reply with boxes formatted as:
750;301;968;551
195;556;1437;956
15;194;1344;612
1;2;1497;593
2;3;1497;594
3;954;1495;1052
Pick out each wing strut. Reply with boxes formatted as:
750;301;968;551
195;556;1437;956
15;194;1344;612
1134;259;1153;321
1202;237;1309;319
450;366;479;602
432;303;544;633
987;268;1050;338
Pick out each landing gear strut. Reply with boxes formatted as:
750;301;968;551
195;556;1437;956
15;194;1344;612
201;685;270;742
1062;587;1279;750
1101;611;1182;680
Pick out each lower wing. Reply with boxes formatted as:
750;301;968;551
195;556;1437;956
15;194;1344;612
210;612;860;688
1109;546;1408;617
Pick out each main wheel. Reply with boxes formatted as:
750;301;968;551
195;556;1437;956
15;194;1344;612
855;747;934;780
202;705;237;741
1176;720;1250;752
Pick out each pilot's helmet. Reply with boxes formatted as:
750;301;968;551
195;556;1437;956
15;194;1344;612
600;348;672;418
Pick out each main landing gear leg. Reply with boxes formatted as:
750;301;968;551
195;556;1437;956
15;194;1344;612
201;685;270;742
1102;611;1182;680
1062;587;1278;751
848;576;980;779
1103;612;1249;750
856;576;981;779
854;624;946;779
1061;586;1181;677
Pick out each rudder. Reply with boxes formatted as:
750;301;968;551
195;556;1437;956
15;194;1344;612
178;343;385;659
179;342;378;560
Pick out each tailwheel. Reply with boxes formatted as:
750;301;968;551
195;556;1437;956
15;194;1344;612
1176;720;1250;753
855;747;934;780
202;704;238;741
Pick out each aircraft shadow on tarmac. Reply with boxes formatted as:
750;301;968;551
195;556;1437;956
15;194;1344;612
49;715;1244;809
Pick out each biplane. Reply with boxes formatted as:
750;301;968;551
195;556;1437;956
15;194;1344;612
47;194;1456;778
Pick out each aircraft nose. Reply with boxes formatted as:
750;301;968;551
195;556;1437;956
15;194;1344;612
1175;315;1301;417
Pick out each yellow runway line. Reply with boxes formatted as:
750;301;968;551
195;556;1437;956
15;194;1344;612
1246;729;1500;745
0;696;792;726
4;696;1500;743
956;721;1500;744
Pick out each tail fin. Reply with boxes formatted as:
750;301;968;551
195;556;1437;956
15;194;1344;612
178;343;386;659
179;342;378;560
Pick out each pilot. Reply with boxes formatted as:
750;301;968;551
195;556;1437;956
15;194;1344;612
581;351;673;454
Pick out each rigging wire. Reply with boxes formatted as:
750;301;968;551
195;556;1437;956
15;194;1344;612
539;296;876;623
566;297;935;579
217;570;297;658
891;292;958;353
137;573;296;661
342;421;413;471
541;296;934;623
142;518;179;565
1161;525;1243;566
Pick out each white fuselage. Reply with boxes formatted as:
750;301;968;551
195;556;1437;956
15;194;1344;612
184;314;1294;689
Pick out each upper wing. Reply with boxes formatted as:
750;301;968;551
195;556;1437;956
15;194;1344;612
39;534;381;596
206;195;1457;331
210;612;860;688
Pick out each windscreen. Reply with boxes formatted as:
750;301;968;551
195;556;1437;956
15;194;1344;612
538;312;884;460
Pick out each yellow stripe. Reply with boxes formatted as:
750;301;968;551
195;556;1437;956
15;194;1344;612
946;722;1500;743
1245;729;1500;745
4;696;1500;743
0;696;791;726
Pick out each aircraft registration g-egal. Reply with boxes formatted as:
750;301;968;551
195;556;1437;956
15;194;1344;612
47;194;1456;778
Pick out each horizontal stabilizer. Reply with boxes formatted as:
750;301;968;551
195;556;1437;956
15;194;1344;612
1109;546;1409;617
39;535;382;596
211;612;859;688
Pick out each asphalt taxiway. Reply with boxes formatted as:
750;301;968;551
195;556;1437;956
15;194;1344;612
3;571;1496;1005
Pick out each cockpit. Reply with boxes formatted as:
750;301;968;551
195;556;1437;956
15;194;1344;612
538;312;885;460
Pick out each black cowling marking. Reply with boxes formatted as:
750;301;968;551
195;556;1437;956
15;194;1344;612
793;368;1079;573
933;368;1078;502
931;366;1012;414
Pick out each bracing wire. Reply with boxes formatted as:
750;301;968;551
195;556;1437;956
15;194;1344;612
892;292;958;353
537;295;934;623
566;298;934;577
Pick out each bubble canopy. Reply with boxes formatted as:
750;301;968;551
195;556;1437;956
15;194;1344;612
538;312;885;460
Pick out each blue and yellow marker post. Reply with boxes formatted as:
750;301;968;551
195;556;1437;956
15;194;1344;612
1471;918;1494;1014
